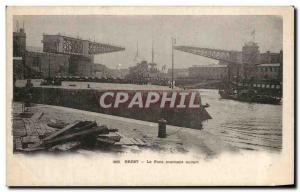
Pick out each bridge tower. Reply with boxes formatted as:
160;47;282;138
13;28;26;58
42;34;125;77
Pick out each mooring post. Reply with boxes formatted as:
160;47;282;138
158;118;167;138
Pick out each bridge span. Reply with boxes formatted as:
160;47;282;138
174;43;281;65
42;34;125;57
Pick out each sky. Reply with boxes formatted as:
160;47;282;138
13;15;283;70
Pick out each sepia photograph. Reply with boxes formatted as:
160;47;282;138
6;6;294;186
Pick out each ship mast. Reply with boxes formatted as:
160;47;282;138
134;41;139;62
151;39;154;63
171;37;175;89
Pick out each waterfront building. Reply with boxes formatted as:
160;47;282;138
13;28;26;57
167;68;189;79
25;47;70;78
188;65;228;80
256;63;281;80
13;25;124;79
126;60;167;84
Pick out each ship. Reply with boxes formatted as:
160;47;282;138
219;79;282;104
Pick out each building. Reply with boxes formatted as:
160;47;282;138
259;51;282;64
13;25;125;79
167;68;189;79
68;55;93;77
126;60;167;83
188;65;228;80
226;42;282;81
13;29;71;78
256;63;281;80
25;47;70;78
13;28;27;79
13;57;24;79
109;68;129;79
92;63;117;78
13;28;26;57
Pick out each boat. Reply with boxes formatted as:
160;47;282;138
219;85;281;105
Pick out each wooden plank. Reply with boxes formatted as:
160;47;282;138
25;141;44;150
13;129;27;137
18;112;33;118
98;133;121;142
21;145;45;152
24;119;39;136
22;136;40;144
36;128;46;137
115;137;148;146
115;132;126;138
31;112;43;121
97;137;116;145
44;121;98;141
44;125;59;134
122;137;134;145
14;138;23;150
23;119;30;136
39;123;47;133
133;138;147;145
34;122;46;137
115;137;134;146
13;119;27;137
31;121;40;136
47;122;69;129
130;138;140;145
43;126;107;146
43;120;81;141
50;141;81;151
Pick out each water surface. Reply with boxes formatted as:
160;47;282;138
200;89;282;152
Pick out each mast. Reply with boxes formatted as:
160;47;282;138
251;29;256;42
171;38;175;89
151;39;154;63
134;41;139;62
136;41;139;57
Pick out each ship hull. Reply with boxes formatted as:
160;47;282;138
219;89;281;105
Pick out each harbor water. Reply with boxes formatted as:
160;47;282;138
200;89;282;152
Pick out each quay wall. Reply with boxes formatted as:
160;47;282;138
14;87;212;129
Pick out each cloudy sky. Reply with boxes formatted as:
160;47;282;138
14;15;282;70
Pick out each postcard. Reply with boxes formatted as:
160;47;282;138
6;6;294;186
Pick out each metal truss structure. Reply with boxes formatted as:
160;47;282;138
174;45;242;64
174;45;282;66
88;42;125;55
43;34;125;57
